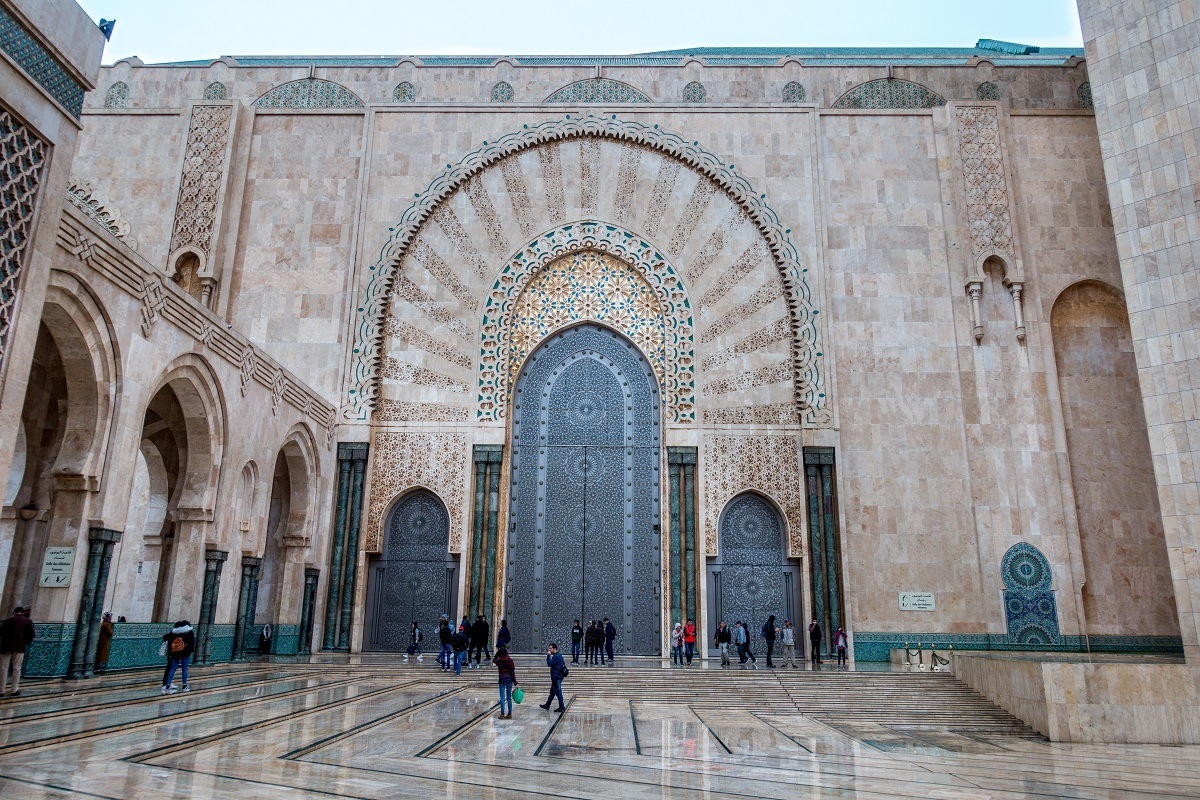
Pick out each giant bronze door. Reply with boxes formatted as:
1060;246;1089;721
507;324;662;654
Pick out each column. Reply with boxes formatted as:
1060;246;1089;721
667;448;698;641
299;567;319;655
232;555;261;660
67;527;122;679
467;445;502;618
804;448;843;658
195;549;227;665
164;508;213;623
323;443;367;652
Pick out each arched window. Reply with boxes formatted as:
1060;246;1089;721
976;81;999;101
203;81;227;100
393;81;415;102
782;81;806;102
104;81;129;108
683;81;707;103
1077;81;1093;109
832;78;946;109
491;81;514;103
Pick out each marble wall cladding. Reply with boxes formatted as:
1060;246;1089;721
1077;0;1200;672
71;112;186;268
1052;283;1177;636
228;113;363;404
955;652;1200;744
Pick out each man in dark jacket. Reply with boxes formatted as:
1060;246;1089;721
539;642;567;712
0;606;35;697
161;620;195;694
438;617;453;671
450;625;470;676
603;618;617;666
470;614;491;668
808;618;823;664
569;620;583;664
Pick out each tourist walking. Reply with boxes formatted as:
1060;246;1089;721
0;606;35;697
809;618;823;663
450;624;470;675
603;617;617;665
781;619;797;668
160;620;195;694
539;642;567;712
735;621;757;667
470;614;491;667
683;619;697;665
834;626;849;667
570;620;583;664
763;615;778;668
671;623;684;665
438;616;453;671
406;621;423;660
714;621;732;667
496;618;511;652
494;646;519;719
95;612;114;674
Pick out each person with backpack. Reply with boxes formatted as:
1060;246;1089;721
405;621;423;661
683;619;697;666
160;620;195;694
603;617;617;666
735;621;757;668
469;614;491;667
450;624;470;675
495;619;511;652
569;620;583;665
438;616;453;671
714;621;732;667
762;615;778;668
494;646;519;719
809;618;823;664
539;642;567;713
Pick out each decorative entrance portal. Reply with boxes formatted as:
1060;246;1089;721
364;491;457;651
707;493;803;654
507;324;662;655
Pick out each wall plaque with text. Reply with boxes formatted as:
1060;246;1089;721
39;547;76;587
898;592;935;612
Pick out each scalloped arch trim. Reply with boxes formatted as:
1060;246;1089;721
254;78;363;108
346;114;827;426
832;78;946;109
545;78;651;104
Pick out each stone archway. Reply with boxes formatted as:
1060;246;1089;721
506;323;662;655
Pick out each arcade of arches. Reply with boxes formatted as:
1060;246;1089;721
0;36;1190;682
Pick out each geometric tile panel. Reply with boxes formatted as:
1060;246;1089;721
169;104;233;258
683;81;707;103
203;81;228;100
955;105;1015;263
478;221;695;423
254;78;363;108
976;81;1000;101
545;78;650;103
491;81;514;102
833;78;946;109
393;81;415;102
1000;543;1062;645
0;109;47;374
782;81;806;102
1077;81;1093;109
0;4;86;117
104;81;129;108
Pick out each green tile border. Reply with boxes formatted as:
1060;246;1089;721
853;632;1184;662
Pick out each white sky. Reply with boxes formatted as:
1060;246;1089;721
76;0;1085;64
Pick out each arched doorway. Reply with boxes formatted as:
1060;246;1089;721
707;493;802;653
364;490;455;651
506;323;662;655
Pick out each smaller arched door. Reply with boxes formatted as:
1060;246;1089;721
707;493;802;653
1001;543;1061;645
364;490;457;651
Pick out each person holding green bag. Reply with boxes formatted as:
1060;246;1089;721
494;647;519;719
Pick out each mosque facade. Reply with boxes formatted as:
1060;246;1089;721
0;0;1186;675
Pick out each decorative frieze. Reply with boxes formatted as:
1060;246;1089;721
701;436;805;557
364;432;469;553
169;104;233;264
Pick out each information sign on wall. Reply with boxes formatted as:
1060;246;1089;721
898;592;935;611
39;547;76;587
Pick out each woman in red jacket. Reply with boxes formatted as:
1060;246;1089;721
494;647;519;719
683;619;697;666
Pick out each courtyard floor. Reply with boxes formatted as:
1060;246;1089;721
1;661;1199;799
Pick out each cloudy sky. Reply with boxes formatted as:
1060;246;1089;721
77;0;1085;64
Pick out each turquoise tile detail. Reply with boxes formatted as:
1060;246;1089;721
852;632;1184;662
21;623;74;677
545;78;650;103
682;81;706;103
254;78;363;108
833;78;946;109
0;5;85;118
491;81;514;102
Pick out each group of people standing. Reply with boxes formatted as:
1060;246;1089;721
569;618;617;666
411;614;504;676
713;617;849;669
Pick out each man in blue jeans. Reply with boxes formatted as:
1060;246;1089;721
438;616;453;672
569;620;583;664
450;625;470;676
539;643;567;712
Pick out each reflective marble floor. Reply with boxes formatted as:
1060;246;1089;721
2;662;1200;799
